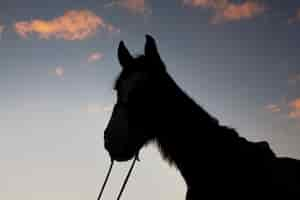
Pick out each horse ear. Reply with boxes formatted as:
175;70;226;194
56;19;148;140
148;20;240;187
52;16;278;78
145;35;162;63
118;41;133;69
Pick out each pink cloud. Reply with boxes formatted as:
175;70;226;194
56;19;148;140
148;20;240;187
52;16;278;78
0;24;4;33
183;0;220;8
50;66;65;80
212;1;265;23
108;0;150;14
82;103;113;113
84;104;103;113
15;10;118;40
88;52;104;63
183;0;230;10
289;98;300;119
288;74;300;85
0;25;4;39
288;9;300;24
265;104;281;113
183;0;265;23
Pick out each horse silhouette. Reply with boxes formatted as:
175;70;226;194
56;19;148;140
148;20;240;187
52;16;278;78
104;35;300;199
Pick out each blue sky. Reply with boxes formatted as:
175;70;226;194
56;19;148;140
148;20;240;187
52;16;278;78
1;0;300;199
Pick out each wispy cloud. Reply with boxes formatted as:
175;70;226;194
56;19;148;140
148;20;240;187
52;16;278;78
183;0;225;8
55;67;64;77
212;2;265;23
88;52;104;63
103;104;114;112
288;98;300;119
288;9;300;24
288;73;300;85
0;24;4;32
265;104;281;113
15;10;119;40
49;66;65;79
82;103;113;113
183;0;265;23
0;24;4;39
107;0;150;14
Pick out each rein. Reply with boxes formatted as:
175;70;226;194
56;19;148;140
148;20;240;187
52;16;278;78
97;155;139;200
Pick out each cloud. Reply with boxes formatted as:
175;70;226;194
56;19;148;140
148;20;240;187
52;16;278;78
183;0;265;23
212;2;265;23
88;52;104;63
0;24;4;33
85;104;103;113
50;66;65;79
288;98;300;119
15;10;118;40
107;0;150;14
82;103;113;113
288;9;300;24
103;104;114;112
0;24;4;38
183;0;226;8
265;104;281;113
288;74;300;85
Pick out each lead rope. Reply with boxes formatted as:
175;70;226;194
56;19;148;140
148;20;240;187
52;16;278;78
97;155;139;200
97;159;114;200
116;155;138;200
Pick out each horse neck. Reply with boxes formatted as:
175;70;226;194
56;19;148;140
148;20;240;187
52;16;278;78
156;73;219;133
154;73;220;183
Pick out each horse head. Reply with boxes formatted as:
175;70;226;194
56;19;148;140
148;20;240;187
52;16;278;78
104;35;166;162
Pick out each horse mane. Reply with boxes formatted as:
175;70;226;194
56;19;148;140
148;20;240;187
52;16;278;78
150;72;224;165
148;69;276;169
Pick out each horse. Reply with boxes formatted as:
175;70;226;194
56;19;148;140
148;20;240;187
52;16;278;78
104;35;300;199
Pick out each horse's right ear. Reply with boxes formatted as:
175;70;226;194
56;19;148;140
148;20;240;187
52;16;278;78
118;41;134;69
145;35;161;61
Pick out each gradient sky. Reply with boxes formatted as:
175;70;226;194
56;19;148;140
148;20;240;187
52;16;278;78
1;0;300;199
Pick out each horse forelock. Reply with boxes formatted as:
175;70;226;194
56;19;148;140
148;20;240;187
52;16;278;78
114;55;147;90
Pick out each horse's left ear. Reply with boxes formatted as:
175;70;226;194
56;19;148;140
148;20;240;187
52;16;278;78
145;35;163;63
118;41;134;69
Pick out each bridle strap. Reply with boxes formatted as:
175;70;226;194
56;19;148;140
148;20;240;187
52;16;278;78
117;155;138;200
97;155;138;200
97;159;114;200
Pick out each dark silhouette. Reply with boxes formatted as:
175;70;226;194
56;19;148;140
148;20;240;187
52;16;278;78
104;35;300;199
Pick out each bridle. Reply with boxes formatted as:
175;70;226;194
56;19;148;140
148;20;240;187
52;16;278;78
98;99;139;200
97;154;139;200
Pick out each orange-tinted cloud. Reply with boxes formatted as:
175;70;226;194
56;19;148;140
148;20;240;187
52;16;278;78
265;104;281;113
108;0;150;14
84;104;103;113
55;67;64;77
88;52;104;63
0;24;4;39
183;0;226;9
288;9;300;24
49;66;64;79
183;0;265;23
212;2;265;23
15;10;118;40
288;74;300;85
289;98;300;119
0;25;4;33
82;103;113;113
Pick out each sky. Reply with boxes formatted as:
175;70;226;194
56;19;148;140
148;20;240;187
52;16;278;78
1;0;300;199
